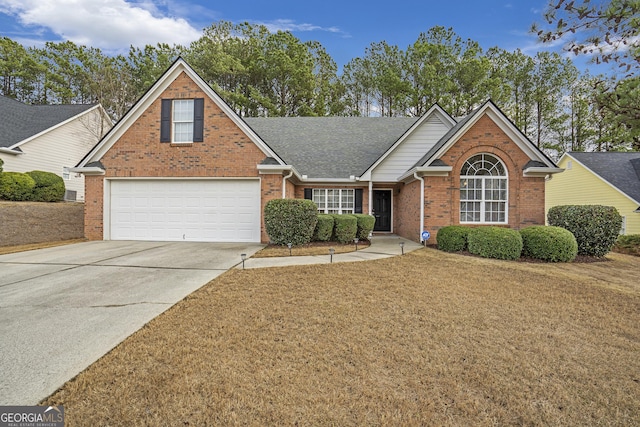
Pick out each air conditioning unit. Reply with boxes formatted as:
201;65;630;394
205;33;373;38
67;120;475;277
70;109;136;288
64;190;77;201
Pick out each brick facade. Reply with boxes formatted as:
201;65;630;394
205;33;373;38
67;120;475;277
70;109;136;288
414;115;546;244
83;71;282;242
82;62;550;245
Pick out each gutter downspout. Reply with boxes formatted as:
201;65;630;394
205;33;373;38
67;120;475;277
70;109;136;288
282;169;294;198
414;172;425;242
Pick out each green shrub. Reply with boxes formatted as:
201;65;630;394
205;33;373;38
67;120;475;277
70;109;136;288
264;199;318;245
0;157;3;173
614;234;640;257
313;214;334;241
0;172;36;201
332;214;358;243
26;170;65;202
354;214;375;240
467;227;523;260
548;205;622;257
520;226;578;262
437;225;470;252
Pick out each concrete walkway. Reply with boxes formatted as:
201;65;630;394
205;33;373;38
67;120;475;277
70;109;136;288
239;234;425;269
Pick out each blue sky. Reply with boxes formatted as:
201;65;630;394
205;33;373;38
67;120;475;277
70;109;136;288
0;0;614;75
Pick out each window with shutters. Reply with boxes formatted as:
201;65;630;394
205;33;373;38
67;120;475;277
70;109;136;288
161;98;204;143
312;189;355;214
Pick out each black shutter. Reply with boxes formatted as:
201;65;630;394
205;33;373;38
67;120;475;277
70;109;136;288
160;99;172;142
354;188;363;213
303;188;312;200
193;98;204;142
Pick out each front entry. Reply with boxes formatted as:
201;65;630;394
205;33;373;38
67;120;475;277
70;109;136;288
372;190;392;232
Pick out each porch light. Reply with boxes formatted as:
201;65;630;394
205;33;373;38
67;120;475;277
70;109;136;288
354;238;359;251
241;253;247;269
329;248;335;263
287;242;292;256
399;241;405;255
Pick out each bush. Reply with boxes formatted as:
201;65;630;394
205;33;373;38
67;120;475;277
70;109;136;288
548;205;622;257
313;214;334;241
614;234;640;257
26;170;65;202
520;226;578;262
264;199;318;245
354;214;375;240
0;172;36;201
467;227;523;260
0;157;3;173
437;225;470;252
332;214;358;243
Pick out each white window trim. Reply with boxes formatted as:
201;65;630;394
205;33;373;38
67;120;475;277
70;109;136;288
312;188;355;214
459;154;509;224
172;99;194;144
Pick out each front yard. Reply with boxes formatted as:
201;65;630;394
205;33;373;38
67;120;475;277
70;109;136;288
44;248;639;426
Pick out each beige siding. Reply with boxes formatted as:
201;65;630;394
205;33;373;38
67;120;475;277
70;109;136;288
0;108;109;201
371;115;450;181
545;155;640;234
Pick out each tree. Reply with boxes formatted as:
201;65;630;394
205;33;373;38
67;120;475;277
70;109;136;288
533;0;640;73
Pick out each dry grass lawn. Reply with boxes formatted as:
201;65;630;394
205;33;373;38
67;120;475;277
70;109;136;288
43;248;639;426
0;239;85;255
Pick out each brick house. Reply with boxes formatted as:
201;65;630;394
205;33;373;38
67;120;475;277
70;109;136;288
74;58;562;244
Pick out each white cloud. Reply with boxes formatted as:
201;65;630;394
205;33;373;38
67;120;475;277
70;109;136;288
251;19;345;36
0;0;202;49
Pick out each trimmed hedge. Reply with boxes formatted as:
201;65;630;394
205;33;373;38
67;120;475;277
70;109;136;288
332;214;358;243
26;170;65;202
520;226;578;262
548;205;622;257
0;172;36;201
264;199;318;245
313;214;334;241
354;214;375;240
436;225;470;252
614;234;640;257
467;226;523;260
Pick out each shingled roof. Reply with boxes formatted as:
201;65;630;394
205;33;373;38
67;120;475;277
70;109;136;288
244;117;419;178
0;95;96;149
569;151;640;204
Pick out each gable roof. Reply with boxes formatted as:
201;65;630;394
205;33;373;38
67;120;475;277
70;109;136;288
567;151;640;204
0;95;96;149
398;100;561;180
245;117;418;179
76;57;285;169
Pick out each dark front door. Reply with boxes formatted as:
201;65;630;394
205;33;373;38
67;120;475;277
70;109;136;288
372;190;392;232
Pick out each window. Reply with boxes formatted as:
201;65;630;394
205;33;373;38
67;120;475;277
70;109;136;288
160;98;204;143
313;189;355;214
460;153;508;223
172;100;194;143
62;167;70;180
621;216;626;235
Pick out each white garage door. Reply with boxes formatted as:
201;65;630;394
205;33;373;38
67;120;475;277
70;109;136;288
109;179;260;242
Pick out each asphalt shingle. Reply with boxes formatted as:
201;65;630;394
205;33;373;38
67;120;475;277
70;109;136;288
570;151;640;203
245;117;419;178
0;95;95;148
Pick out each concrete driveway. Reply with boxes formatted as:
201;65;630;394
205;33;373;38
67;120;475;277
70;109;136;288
0;240;263;405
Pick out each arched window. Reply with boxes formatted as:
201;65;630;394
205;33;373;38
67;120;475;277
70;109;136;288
460;153;508;223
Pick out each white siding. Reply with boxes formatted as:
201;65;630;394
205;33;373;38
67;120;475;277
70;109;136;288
0;108;110;201
371;115;451;182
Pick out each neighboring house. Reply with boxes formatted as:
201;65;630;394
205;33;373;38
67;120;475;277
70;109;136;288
546;152;640;235
73;58;561;243
0;95;112;201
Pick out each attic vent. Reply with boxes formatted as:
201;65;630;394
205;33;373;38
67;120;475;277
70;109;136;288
64;190;77;201
566;160;572;170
